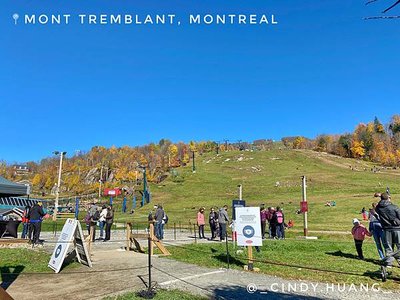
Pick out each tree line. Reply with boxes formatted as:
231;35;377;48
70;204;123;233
282;115;400;166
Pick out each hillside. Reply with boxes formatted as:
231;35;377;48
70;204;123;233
129;148;400;231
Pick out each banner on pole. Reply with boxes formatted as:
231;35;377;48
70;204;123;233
235;207;262;246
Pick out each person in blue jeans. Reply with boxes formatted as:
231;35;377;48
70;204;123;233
369;202;386;259
154;205;165;240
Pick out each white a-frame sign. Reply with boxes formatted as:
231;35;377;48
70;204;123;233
48;218;92;273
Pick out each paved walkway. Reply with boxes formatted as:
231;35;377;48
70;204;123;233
4;229;400;300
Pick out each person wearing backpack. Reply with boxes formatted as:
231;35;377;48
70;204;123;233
271;207;285;239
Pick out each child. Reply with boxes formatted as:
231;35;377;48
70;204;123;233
351;218;371;260
361;207;368;221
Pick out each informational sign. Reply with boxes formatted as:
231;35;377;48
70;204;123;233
232;199;246;220
74;220;92;268
48;218;92;273
235;207;262;247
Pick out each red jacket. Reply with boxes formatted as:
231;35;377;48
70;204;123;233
351;224;371;241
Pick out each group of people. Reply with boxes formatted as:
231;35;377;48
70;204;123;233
196;204;294;242
197;205;230;241
260;206;293;240
21;201;46;245
84;203;114;242
351;192;400;266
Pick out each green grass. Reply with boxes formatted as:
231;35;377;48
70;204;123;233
102;289;207;300
164;237;400;291
0;248;78;273
118;149;400;231
43;149;393;232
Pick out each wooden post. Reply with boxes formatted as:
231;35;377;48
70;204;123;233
88;225;94;255
126;222;132;250
0;287;14;300
149;223;154;256
248;246;253;271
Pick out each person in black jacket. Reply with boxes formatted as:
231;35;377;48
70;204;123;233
28;202;45;245
375;193;400;266
104;205;114;241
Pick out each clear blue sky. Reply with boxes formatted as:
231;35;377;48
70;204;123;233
1;0;400;163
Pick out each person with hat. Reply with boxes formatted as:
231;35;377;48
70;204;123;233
351;218;371;260
375;192;400;266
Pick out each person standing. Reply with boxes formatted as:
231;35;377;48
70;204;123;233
89;203;100;242
375;193;400;266
154;205;165;240
266;207;275;238
260;206;268;239
28;202;45;245
351;218;371;260
209;208;218;240
99;205;107;240
218;205;229;241
104;205;114;241
21;205;31;239
197;207;206;239
369;202;385;259
274;207;285;239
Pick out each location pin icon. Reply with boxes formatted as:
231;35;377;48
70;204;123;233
13;13;19;25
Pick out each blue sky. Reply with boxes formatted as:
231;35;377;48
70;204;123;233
1;0;400;163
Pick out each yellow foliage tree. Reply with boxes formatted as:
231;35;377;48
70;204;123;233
32;174;42;187
350;141;365;158
168;144;178;166
293;137;306;149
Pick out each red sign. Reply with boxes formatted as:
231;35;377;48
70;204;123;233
103;188;122;196
300;201;308;213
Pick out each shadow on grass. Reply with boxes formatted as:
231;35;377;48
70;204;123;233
363;269;400;282
0;265;25;290
212;253;246;268
59;250;80;272
325;250;379;264
211;285;325;300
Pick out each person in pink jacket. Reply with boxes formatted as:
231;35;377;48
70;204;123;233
351;218;372;260
197;207;206;239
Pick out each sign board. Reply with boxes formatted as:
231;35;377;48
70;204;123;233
235;207;262;247
300;201;308;213
48;218;92;273
232;199;246;220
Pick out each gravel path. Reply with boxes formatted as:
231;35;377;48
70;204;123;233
4;229;400;300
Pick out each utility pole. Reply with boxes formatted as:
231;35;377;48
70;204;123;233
192;150;196;173
301;176;308;237
98;165;104;198
53;151;66;221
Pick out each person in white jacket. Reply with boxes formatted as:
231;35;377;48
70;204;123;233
99;205;108;239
